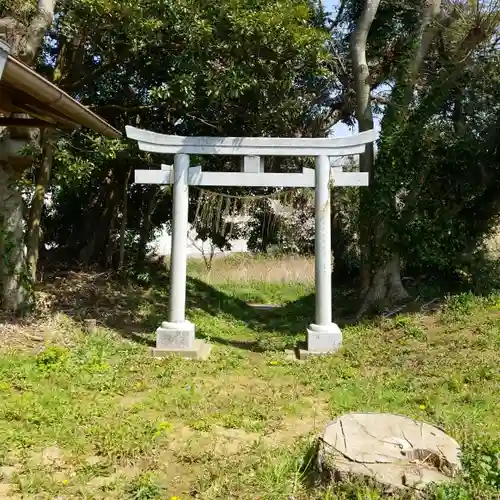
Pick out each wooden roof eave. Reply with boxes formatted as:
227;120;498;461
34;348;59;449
0;40;121;138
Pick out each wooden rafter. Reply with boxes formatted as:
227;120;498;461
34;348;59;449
0;117;57;127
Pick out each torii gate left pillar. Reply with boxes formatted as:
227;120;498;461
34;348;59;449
126;126;376;360
155;153;206;358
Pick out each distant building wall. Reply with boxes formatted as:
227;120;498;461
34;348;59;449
151;225;248;257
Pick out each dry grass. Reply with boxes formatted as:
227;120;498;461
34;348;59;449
187;253;315;284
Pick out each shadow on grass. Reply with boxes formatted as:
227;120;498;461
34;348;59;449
35;260;395;352
37;257;498;352
38;262;319;351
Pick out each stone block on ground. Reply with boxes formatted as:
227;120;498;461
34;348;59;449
150;339;212;360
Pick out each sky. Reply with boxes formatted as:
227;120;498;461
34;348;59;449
321;0;382;139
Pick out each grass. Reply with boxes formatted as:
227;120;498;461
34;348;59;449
0;254;500;498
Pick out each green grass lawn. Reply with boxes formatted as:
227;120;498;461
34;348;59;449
0;257;500;499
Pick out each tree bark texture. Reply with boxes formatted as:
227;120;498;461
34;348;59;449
25;129;54;283
0;166;27;313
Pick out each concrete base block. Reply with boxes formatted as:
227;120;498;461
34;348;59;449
298;348;333;360
299;323;342;359
151;321;212;360
150;339;212;360
156;320;195;350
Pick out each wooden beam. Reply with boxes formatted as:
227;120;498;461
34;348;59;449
12;100;77;129
0;117;57;127
6;89;79;129
134;167;369;187
0;84;14;112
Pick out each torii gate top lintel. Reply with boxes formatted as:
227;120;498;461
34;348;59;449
125;125;377;157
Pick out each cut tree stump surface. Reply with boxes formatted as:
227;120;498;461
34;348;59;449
318;413;461;493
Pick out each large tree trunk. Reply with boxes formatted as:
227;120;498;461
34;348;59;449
353;0;442;316
18;0;58;64
358;254;408;315
25;129;54;283
78;168;120;265
350;0;381;295
331;189;352;283
0;166;28;313
80;188;121;266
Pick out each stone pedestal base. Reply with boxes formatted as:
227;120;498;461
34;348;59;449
150;321;212;360
299;323;342;359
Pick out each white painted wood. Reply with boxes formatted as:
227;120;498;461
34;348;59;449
136;168;368;187
125;126;376;156
136;142;367;156
134;170;172;184
169;154;190;323
126;125;377;149
244;156;264;173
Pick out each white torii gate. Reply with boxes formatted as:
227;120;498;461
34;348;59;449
126;126;376;359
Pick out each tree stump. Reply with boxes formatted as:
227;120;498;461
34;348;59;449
317;413;461;495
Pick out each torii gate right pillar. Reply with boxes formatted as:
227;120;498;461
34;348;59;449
300;155;341;358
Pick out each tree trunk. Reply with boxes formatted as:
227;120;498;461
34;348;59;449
350;0;381;295
387;254;408;302
25;129;54;283
0;166;28;314
352;0;442;316
18;0;58;64
137;186;159;265
358;254;408;316
331;189;351;283
105;210;116;269
78;169;119;265
118;170;130;269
